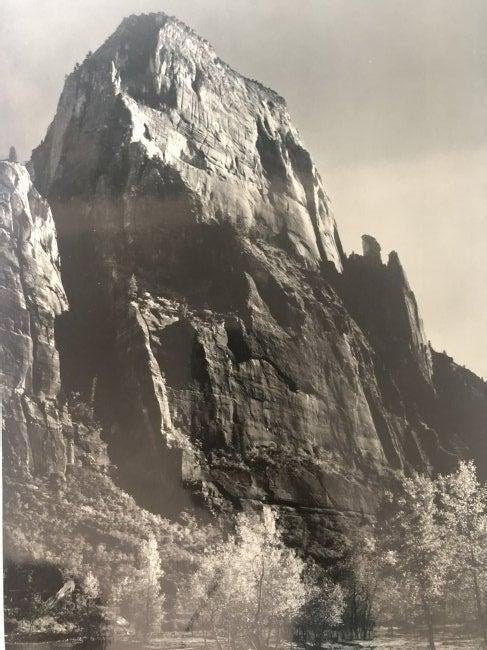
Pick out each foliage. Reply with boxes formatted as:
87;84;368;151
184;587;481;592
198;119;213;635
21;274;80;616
123;534;165;639
60;573;109;643
177;507;308;649
295;563;345;648
356;463;486;647
5;565;107;643
5;449;487;648
438;461;487;640
342;530;381;640
380;473;449;649
4;465;218;641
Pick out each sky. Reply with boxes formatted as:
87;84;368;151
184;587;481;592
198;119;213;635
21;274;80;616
1;0;486;376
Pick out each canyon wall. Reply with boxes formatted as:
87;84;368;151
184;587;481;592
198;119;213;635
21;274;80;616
2;14;485;558
0;161;68;476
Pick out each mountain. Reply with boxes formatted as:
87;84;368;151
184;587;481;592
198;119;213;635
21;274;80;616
3;13;486;560
0;160;67;474
0;161;109;479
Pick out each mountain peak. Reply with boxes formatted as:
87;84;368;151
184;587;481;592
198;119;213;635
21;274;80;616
3;13;486;583
32;13;344;270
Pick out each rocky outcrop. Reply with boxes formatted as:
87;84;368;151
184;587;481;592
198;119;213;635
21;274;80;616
29;14;388;517
13;11;484;548
432;351;487;480
32;13;343;272
341;234;434;421
0;161;68;475
0;161;110;478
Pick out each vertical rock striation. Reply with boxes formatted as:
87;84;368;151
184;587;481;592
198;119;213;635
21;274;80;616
32;13;343;271
5;10;481;547
0;161;68;475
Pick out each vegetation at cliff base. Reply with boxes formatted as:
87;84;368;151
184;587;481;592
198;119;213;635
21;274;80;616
4;461;487;648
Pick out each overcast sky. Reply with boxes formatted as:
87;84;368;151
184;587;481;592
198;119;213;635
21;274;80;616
1;0;486;376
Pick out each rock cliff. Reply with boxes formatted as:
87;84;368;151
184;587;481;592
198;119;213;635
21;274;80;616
0;161;68;476
3;13;484;555
0;161;109;479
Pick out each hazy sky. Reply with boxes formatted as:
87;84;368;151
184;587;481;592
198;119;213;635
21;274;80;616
1;0;486;376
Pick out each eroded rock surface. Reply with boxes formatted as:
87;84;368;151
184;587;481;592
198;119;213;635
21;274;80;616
0;161;67;474
16;12;486;547
33;13;343;271
0;161;110;478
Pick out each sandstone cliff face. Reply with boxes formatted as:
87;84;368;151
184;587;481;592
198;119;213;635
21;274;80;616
33;13;343;271
0;161;110;478
20;12;486;542
345;235;432;387
0;161;67;475
432;351;487;480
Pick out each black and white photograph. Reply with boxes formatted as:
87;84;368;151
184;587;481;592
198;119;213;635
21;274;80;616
1;1;486;648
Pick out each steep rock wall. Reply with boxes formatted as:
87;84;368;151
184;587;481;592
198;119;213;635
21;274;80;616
0;161;110;480
25;12;487;541
0;161;68;475
432;351;487;479
33;13;343;271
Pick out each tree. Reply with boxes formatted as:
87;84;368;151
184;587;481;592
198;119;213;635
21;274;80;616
342;530;381;640
17;571;47;633
76;572;109;644
8;146;18;163
178;508;308;649
295;563;345;648
128;534;165;640
438;461;487;642
381;474;449;650
55;572;109;645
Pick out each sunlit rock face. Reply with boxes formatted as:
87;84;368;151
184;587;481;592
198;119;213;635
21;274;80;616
0;161;68;475
33;13;343;271
28;12;487;541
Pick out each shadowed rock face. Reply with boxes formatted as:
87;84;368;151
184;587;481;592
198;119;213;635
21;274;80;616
431;351;487;480
0;161;110;480
15;12;485;540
